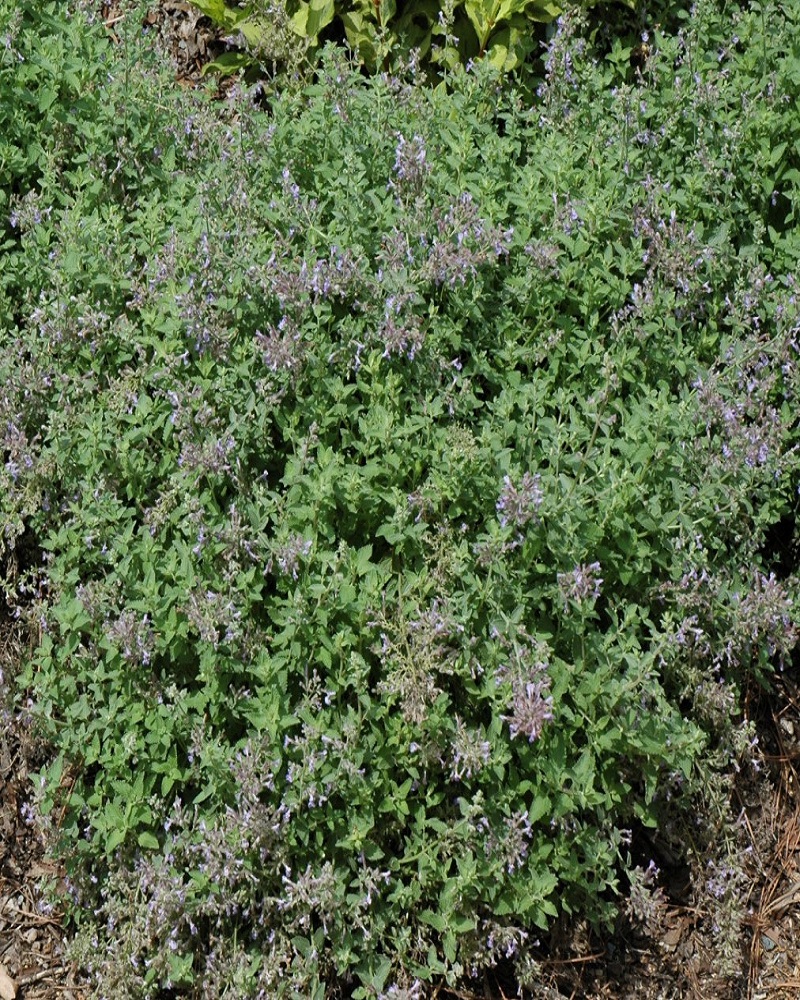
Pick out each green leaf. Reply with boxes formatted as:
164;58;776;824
105;827;126;854
201;52;255;77
369;956;392;992
291;0;336;39
187;0;230;24
138;831;160;850
38;88;57;112
419;909;446;933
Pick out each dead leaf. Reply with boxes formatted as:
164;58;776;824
661;925;683;949
27;860;58;879
0;963;17;1000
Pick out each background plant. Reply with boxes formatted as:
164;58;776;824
2;0;800;996
188;0;580;78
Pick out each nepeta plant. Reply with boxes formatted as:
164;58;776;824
2;0;800;996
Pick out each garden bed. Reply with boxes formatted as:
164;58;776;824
2;0;800;996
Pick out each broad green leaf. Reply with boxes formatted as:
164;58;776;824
187;0;230;24
201;51;254;76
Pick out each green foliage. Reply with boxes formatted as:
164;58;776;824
1;0;800;996
191;0;564;77
0;1;115;319
0;3;105;199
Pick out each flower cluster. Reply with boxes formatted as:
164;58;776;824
665;559;798;678
501;674;554;743
375;598;467;725
447;715;492;781
389;132;431;196
424;192;513;287
379;291;425;360
625;861;668;938
557;561;603;607
104;609;155;667
496;633;554;744
3;418;35;483
184;588;242;648
699;851;750;977
270;534;313;581
255;314;305;373
535;11;587;121
496;471;543;530
693;332;792;484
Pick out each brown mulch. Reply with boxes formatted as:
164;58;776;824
0;756;82;1000
0;613;83;1000
3;4;800;998
100;0;236;87
743;674;800;1000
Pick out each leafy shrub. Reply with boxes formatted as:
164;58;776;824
190;0;563;78
2;0;800;996
0;2;119;326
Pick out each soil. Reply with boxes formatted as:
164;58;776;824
0;614;83;1000
2;4;800;998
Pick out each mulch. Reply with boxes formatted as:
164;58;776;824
101;0;234;86
1;624;83;1000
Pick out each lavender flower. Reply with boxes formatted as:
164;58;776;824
374;598;465;724
448;716;492;781
625;861;667;936
105;610;155;666
524;240;560;276
502;676;554;743
299;245;365;303
380;292;425;360
496;471;543;529
389;133;430;195
423;192;513;287
557;561;603;606
255;315;305;373
277;862;339;933
494;630;554;743
184;589;242;647
380;980;425;1000
272;534;312;580
486;810;534;875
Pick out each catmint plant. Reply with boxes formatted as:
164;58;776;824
3;3;800;997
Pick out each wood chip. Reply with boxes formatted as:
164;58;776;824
0;963;17;1000
661;925;683;949
765;879;800;918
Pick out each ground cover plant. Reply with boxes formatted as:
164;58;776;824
2;0;800;996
